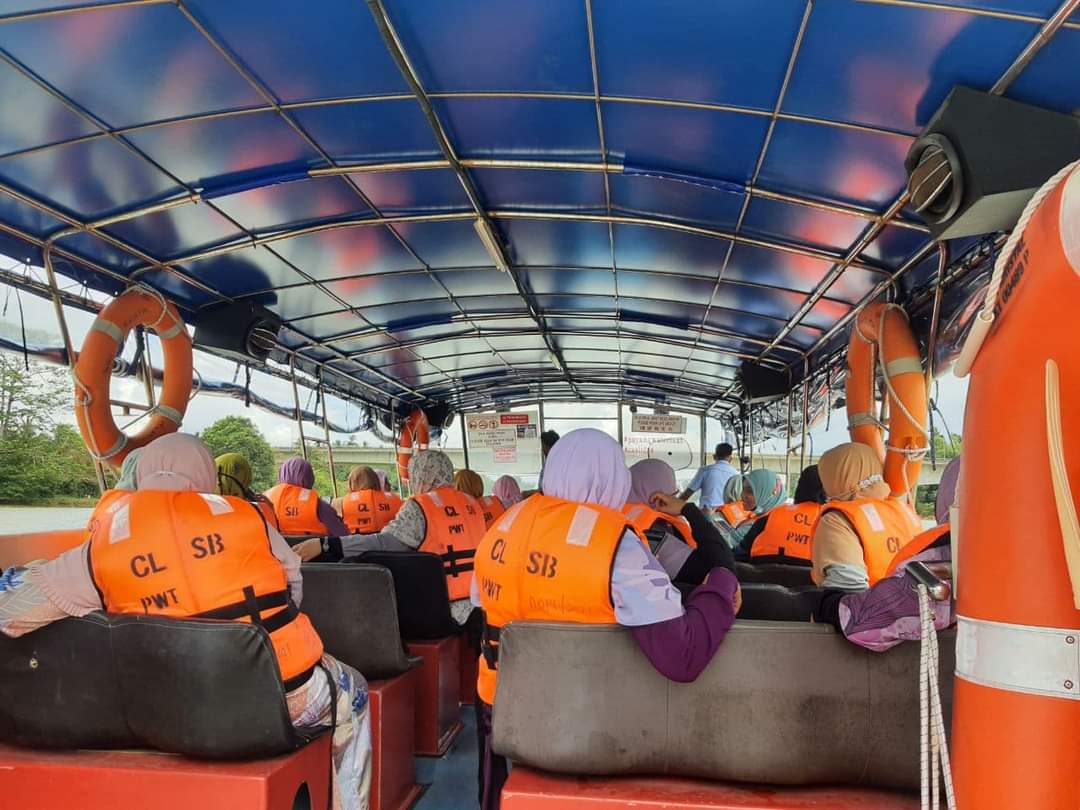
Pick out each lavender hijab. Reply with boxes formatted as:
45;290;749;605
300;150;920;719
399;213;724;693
136;433;217;493
279;457;315;489
542;428;630;510
492;475;522;506
936;456;961;524
627;458;677;505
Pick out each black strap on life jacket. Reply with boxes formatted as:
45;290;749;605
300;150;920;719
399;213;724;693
442;545;476;578
194;587;299;634
481;622;501;669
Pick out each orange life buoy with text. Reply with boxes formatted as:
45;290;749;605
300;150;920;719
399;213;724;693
951;161;1080;810
845;301;928;497
74;288;192;467
396;408;429;483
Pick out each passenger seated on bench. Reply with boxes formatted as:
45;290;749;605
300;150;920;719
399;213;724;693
332;465;400;535
731;470;787;548
623;458;736;587
716;473;752;528
340;450;487;625
816;455;958;650
735;465;825;564
216;452;281;532
456;469;506;528
493;475;522;506
810;443;921;593
264;457;349;538
472;429;742;810
0;434;371;810
374;469;404;514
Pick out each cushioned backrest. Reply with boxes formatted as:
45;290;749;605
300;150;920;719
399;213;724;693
736;561;814;587
0;613;302;759
0;613;135;749
738;583;823;621
492;620;955;791
350;551;458;639
300;563;412;679
111;614;301;759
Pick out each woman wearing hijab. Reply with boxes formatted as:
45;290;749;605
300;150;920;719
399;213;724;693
717;473;752;527
340;450;487;625
373;469;404;515
623;458;736;587
735;465;826;564
811;443;923;592
492;475;522;507
817;455;959;651
472;429;742;810
456;469;505;527
0;433;371;810
264;457;349;538
332;466;399;535
216;452;281;531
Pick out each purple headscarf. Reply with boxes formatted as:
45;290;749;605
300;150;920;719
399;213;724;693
374;469;391;492
542;428;630;510
492;475;522;506
936;456;961;524
627;459;677;506
279;456;315;489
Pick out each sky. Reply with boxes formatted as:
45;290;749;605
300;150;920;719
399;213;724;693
0;265;971;467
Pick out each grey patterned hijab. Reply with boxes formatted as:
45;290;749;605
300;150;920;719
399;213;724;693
408;449;455;495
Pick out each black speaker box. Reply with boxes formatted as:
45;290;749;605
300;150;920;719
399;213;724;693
740;361;790;403
194;301;281;362
906;87;1080;240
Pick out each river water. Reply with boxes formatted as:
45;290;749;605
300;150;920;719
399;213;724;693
0;506;93;533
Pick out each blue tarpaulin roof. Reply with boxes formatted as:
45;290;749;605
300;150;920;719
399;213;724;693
0;0;1076;415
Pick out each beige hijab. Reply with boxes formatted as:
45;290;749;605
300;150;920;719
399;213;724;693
818;442;891;501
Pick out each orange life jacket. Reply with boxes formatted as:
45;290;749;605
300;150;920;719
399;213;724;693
255;498;280;532
818;497;922;586
478;495;506;528
86;489;132;533
386;492;403;518
341;489;397;534
264;483;329;536
474;494;643;704
413;486;487;600
622;502;695;548
87;490;323;684
750;502;822;563
885;522;950;577
719;501;753;527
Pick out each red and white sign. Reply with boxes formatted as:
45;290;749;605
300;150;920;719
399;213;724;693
493;446;518;463
499;413;529;425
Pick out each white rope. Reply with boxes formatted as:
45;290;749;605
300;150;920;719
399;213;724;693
918;583;956;810
955;158;1080;377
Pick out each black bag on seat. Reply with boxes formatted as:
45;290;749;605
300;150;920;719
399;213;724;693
737;583;823;621
0;613;309;759
735;561;814;588
348;551;459;640
300;563;413;679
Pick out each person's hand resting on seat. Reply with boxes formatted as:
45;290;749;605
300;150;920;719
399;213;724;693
294;537;324;562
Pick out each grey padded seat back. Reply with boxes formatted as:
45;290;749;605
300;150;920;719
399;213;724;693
300;563;412;679
736;561;814;587
492;620;955;791
738;583;823;621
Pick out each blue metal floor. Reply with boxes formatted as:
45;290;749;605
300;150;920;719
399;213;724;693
413;706;478;810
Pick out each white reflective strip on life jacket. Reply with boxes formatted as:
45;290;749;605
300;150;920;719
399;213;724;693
299;489;312;502
566;506;599;547
110;504;131;544
106;494;130;514
199;493;234;515
427;490;444;508
955;615;1080;701
860;503;886;532
496;501;526;532
626;505;644;522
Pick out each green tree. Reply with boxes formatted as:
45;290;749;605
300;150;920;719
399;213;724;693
932;432;962;459
199;416;277;492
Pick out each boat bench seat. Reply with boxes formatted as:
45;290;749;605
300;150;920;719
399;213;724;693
735;561;814;587
492;620;955;792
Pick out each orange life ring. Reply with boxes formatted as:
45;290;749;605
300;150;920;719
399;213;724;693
74;288;192;468
396;408;429;483
951;162;1080;810
844;302;928;497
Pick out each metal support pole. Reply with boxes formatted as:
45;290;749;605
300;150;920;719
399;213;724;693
289;355;308;460
699;410;707;469
319;382;338;498
785;392;793;486
391;410;405;498
43;243;107;493
616;400;624;450
747;403;754;469
137;328;156;410
460;412;471;470
799;362;810;471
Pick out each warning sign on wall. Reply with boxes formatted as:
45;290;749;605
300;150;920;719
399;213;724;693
466;411;541;475
630;413;687;435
